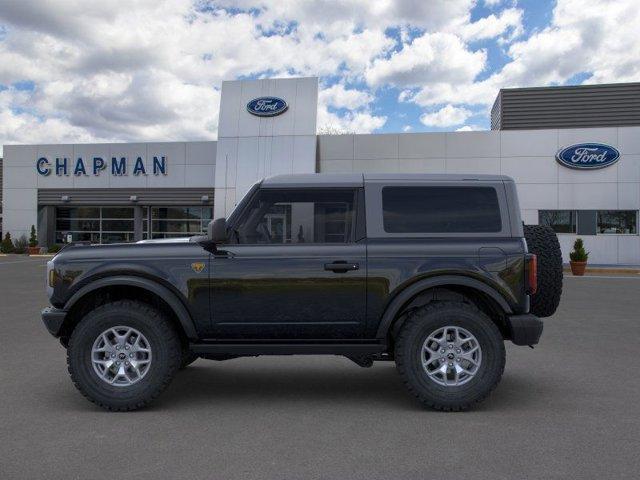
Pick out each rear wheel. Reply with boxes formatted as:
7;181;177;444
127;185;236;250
524;224;563;318
67;300;181;411
395;301;505;411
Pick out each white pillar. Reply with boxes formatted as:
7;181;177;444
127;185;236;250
214;77;318;218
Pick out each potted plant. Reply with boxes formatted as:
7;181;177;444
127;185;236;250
28;225;40;255
1;232;14;254
569;238;589;276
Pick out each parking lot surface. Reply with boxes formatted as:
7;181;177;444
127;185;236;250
1;256;639;479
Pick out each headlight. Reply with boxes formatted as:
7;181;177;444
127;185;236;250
48;268;57;287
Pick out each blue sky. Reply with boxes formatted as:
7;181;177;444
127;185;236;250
0;0;638;149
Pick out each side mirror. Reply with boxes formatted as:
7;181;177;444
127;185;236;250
208;218;227;244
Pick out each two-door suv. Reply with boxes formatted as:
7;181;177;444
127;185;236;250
42;173;562;411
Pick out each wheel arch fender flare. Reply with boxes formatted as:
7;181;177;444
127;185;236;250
375;275;513;339
64;275;198;340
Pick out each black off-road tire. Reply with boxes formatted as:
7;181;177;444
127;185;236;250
524;224;563;318
180;350;199;369
395;301;506;411
67;300;181;411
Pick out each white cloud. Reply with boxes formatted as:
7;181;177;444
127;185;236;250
498;0;640;85
402;125;412;132
458;7;523;42
410;81;498;108
317;82;384;133
319;84;373;110
420;105;472;127
0;87;96;146
366;32;486;87
212;0;476;32
0;0;638;149
317;107;387;134
0;0;426;149
405;0;640;110
456;124;484;131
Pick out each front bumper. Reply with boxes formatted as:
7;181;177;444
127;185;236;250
507;314;543;346
41;307;67;337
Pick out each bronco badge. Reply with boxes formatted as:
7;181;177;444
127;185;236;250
191;262;206;273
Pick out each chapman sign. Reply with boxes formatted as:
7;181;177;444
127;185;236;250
556;143;620;170
246;97;288;117
36;156;168;177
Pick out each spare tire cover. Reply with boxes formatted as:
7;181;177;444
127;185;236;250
524;224;563;318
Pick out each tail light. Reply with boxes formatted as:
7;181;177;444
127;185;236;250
526;254;537;295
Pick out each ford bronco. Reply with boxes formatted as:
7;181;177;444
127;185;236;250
42;173;562;411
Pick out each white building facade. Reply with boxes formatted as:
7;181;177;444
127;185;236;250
2;77;640;264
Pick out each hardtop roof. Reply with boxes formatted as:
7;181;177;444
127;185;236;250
261;173;513;188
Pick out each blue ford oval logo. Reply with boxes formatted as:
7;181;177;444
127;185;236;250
556;143;620;170
246;97;288;117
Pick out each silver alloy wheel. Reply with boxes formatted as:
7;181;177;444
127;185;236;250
420;325;482;387
91;326;152;387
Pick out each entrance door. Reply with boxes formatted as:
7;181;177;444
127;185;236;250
210;188;366;339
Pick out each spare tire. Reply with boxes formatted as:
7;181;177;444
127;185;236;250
524;224;563;318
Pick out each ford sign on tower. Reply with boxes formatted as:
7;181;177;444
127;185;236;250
556;143;620;170
247;97;288;117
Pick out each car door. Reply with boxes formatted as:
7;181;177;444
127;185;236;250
210;187;367;339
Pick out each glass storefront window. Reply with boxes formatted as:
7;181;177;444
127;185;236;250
145;206;214;239
55;207;134;244
102;207;136;219
539;210;577;233
56;207;100;219
55;205;214;243
597;211;638;234
101;220;134;231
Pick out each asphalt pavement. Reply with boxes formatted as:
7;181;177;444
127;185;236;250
1;255;639;479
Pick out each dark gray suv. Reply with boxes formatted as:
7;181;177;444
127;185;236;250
42;173;562;411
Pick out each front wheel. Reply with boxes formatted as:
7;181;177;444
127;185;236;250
67;300;181;411
395;301;505;411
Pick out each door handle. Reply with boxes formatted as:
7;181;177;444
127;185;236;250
324;261;359;273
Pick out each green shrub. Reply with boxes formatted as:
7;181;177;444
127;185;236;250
47;244;62;253
569;238;589;262
13;235;28;254
1;232;14;253
29;225;38;248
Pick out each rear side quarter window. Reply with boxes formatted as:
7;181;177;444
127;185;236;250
381;186;502;233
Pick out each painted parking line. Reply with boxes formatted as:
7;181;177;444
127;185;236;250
564;275;640;279
0;258;49;266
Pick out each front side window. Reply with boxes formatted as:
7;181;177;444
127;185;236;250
382;186;502;234
232;189;355;244
597;210;637;234
539;210;577;233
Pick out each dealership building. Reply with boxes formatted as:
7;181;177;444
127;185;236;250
2;78;640;264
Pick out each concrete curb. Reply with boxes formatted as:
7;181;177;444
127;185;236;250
0;253;54;258
563;266;640;276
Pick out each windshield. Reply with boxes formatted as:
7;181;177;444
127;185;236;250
226;181;261;227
